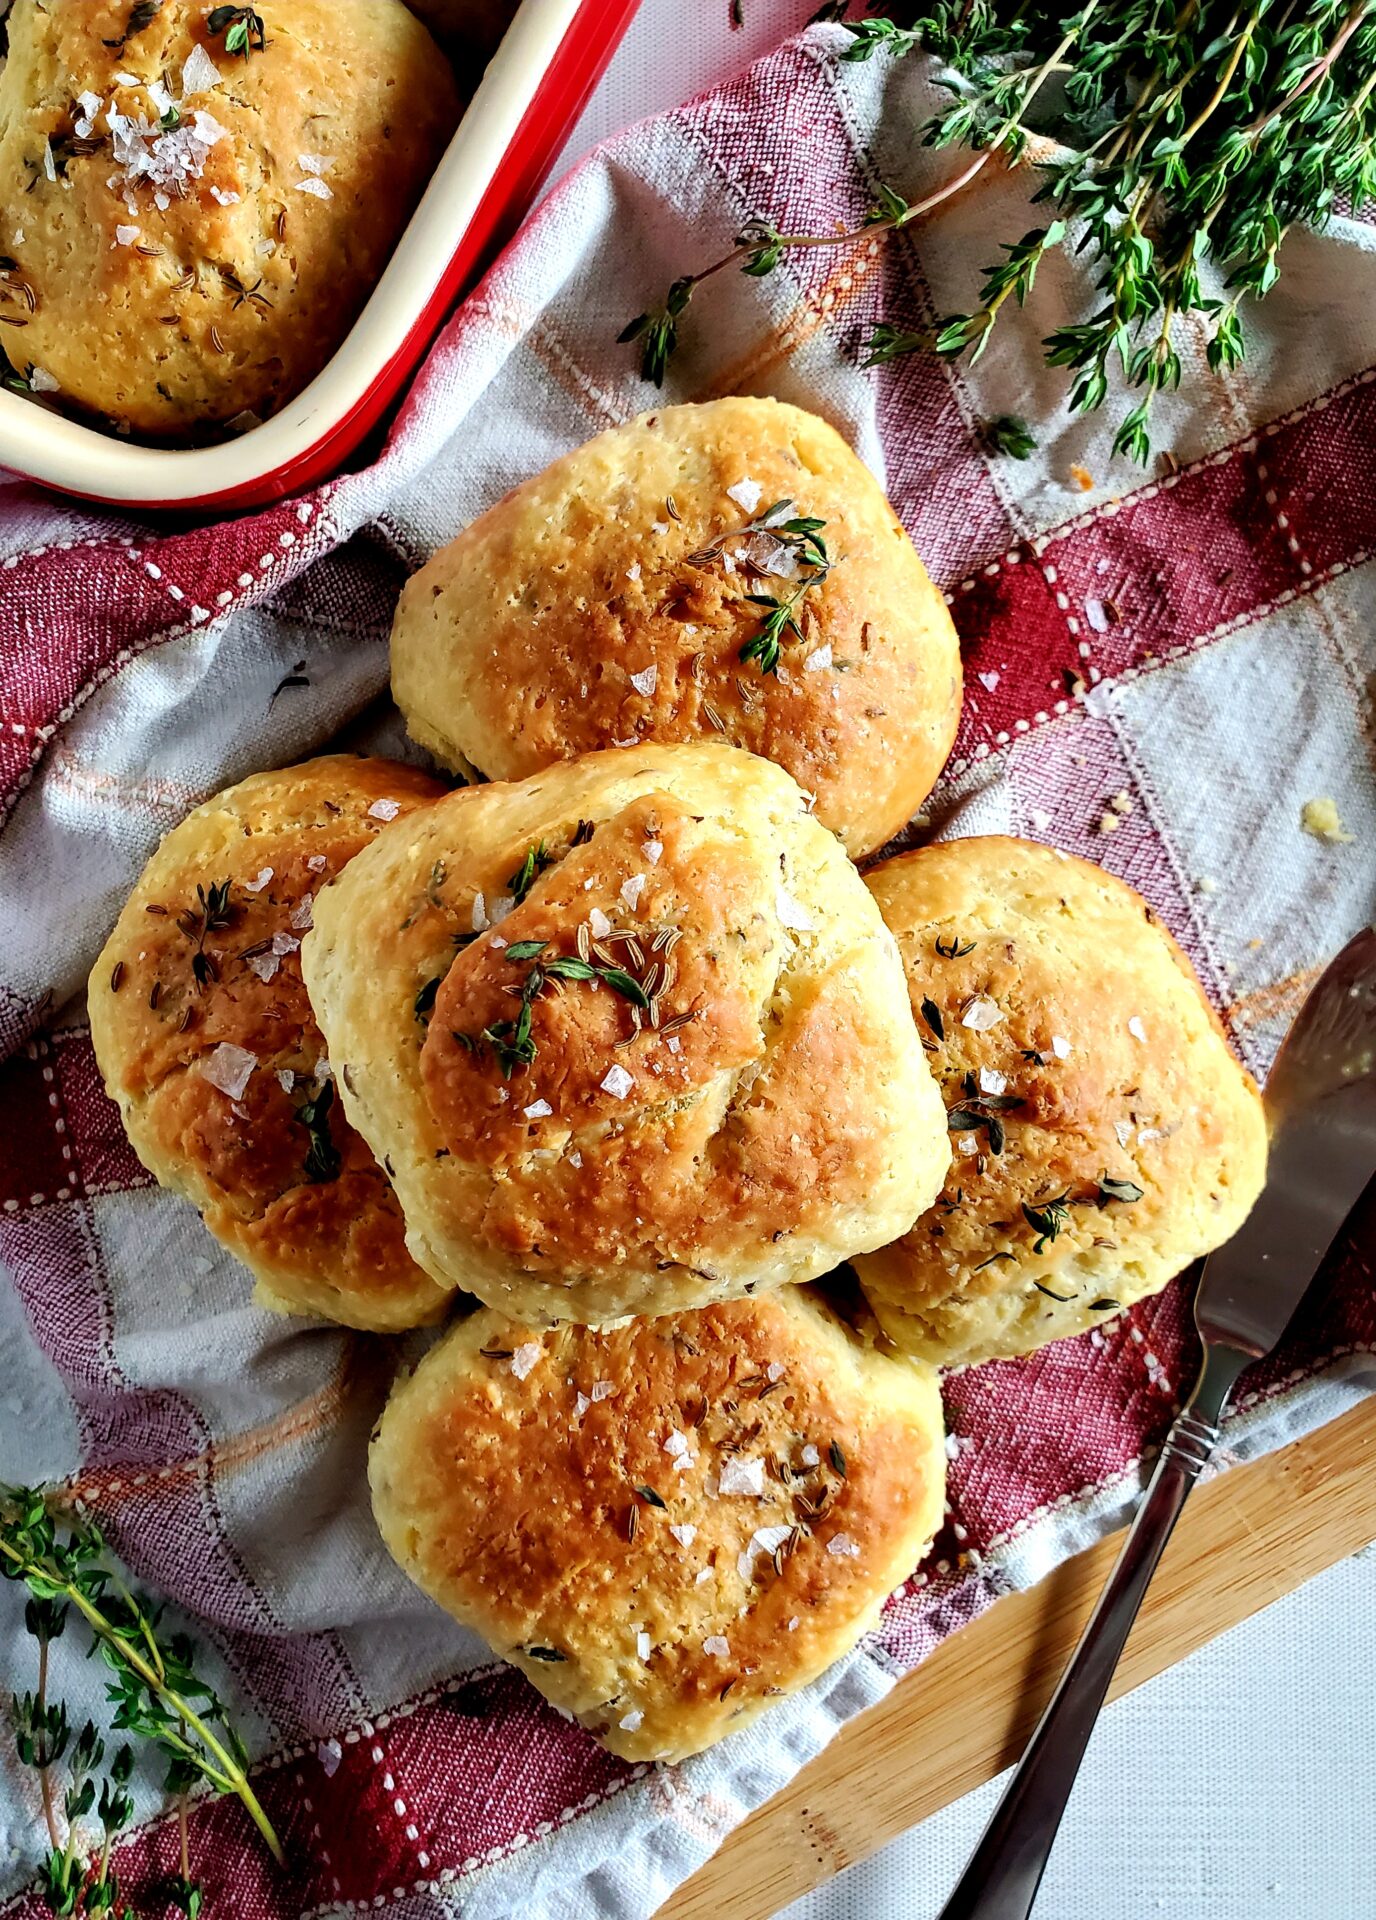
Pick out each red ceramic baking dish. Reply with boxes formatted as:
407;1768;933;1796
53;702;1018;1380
0;0;640;513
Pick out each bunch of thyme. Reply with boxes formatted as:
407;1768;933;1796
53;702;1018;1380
2;1486;283;1914
622;1;1376;460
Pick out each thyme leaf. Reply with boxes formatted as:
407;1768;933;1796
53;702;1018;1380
508;841;554;904
297;1079;341;1183
1022;1192;1072;1255
1097;1173;1146;1205
207;4;265;56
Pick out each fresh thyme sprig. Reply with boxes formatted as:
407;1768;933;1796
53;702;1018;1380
945;1072;1024;1155
455;933;678;1079
2;1487;283;1909
508;841;554;905
175;880;234;994
684;498;833;674
622;3;1376;460
297;1078;341;1183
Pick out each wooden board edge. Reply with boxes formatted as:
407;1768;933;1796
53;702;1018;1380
658;1392;1376;1920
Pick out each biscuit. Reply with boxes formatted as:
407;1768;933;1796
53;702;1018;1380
301;741;950;1324
390;397;962;858
88;756;451;1330
854;837;1267;1366
0;0;458;435
369;1286;946;1762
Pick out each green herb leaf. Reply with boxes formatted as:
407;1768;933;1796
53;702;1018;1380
919;995;945;1040
508;842;554;904
633;1484;667;1509
297;1080;341;1183
1097;1174;1145;1205
981;414;1037;459
1022;1193;1072;1255
935;934;976;959
414;976;441;1020
207;4;265;56
504;939;549;962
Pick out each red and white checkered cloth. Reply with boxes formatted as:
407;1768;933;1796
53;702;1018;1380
2;24;1374;1919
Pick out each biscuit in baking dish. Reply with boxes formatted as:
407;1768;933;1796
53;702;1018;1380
88;756;451;1330
0;0;459;436
369;1286;946;1762
389;397;962;859
301;741;950;1325
854;837;1268;1367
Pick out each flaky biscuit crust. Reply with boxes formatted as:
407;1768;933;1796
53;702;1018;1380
0;0;458;434
369;1287;946;1762
390;398;962;858
302;742;950;1324
856;836;1267;1366
88;755;450;1330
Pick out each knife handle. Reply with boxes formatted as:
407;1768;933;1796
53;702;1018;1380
935;1343;1245;1920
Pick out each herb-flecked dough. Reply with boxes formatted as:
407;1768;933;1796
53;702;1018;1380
369;1287;947;1763
389;397;963;859
301;741;952;1326
0;0;459;435
87;755;451;1330
855;836;1269;1366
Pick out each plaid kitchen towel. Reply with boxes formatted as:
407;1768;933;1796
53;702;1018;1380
2;22;1375;1920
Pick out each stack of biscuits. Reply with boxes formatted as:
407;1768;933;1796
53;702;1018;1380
90;398;1267;1762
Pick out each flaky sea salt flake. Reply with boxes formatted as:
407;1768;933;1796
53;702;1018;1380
775;886;815;932
244;866;272;892
702;1635;730;1658
718;1456;765;1497
368;798;401;821
601;1063;634;1100
961;996;1002;1032
509;1342;542;1381
197;1043;255;1101
726;477;762;514
181;45;223;95
629;664;657;697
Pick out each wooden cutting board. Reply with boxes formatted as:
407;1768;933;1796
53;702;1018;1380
659;1390;1376;1919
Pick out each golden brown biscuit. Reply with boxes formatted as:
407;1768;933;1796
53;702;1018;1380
855;837;1267;1367
89;756;451;1330
301;742;950;1325
369;1287;946;1762
0;0;459;436
389;398;962;859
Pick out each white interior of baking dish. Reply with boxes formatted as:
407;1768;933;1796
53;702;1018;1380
0;0;584;507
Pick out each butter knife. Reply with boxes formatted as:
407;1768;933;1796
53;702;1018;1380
938;924;1376;1920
